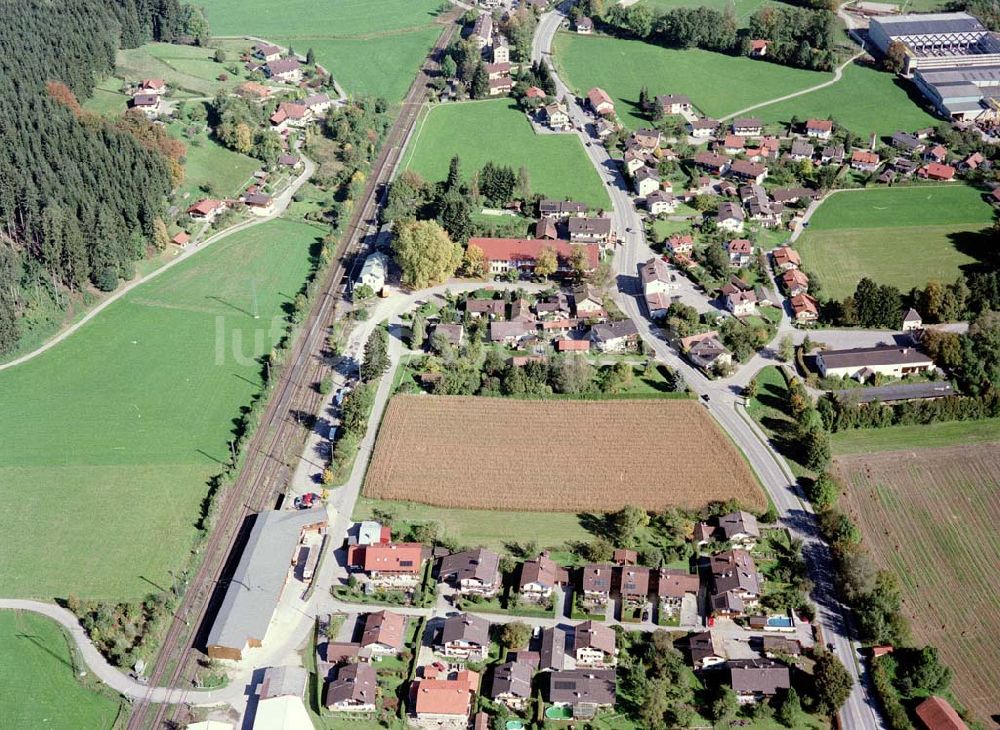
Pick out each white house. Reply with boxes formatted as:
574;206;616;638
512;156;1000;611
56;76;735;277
357;251;389;292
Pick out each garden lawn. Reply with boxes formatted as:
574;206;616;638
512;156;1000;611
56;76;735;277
553;32;829;128
641;0;771;25
352;498;593;551
114;42;252;96
84;77;131;116
0;611;124;729
0;218;321;601
402;100;610;208
169;116;260;199
795;185;995;299
831;418;1000;454
755;62;939;137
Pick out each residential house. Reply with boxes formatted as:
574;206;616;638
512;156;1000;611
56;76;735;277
243;192;274;215
359;610;406;657
129;93;164;118
188;199;227;222
470;12;493;48
138;78;167;95
347;542;424;589
633;166;660;197
780;268;810;296
556;338;591;352
656;569;699;616
694;511;760;548
525;85;546;100
687;118;720;138
725;289;757;317
631;128;662;152
411;669;479;723
762;636;801;658
618;566;651;606
539;626;569;671
709;549;762;617
726;239;754;268
680;331;732;371
236;81;273;101
892;131;924;154
728;159;768;184
771;187;818;205
324;663;377;713
492;36;510;63
357;251;389;292
731;117;763;136
572;284;605;319
790;293;819;323
717;202;745;232
510;297;535;323
688;631;726;669
902;307;923;331
575;15;594;33
657;94;692;115
439;613;490;661
265;58;302;84
693;151;731;176
438;548;501;596
543;102;571;130
568;217;613;246
489;320;535;346
624;147;656;175
789;138;814;161
488;661;533;710
586;87;615;116
640;256;675;302
470;237;598;276
519;552;567;602
278;153;300;168
613;549;637;566
804;118;833;139
171;232;190;246
302;93;334;117
816;345;935;380
772;246;801;270
580;564;613;607
596;117;620;139
646;190;676;215
539;199;587;218
666;233;694;256
918;162;956;180
547;669;616;718
488;77;513;96
573;622;617;668
590;319;640;353
254;42;282;62
721;134;745;154
924;144;948;163
728;659;790;704
820;144;845;165
960;151;985;171
750;39;769;57
465;297;505;319
486;62;512;81
850;149;881;171
915;696;968;730
535;292;571;319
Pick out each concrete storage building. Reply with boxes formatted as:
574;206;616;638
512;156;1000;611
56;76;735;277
868;12;1000;120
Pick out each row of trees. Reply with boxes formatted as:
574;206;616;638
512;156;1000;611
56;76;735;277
579;0;836;71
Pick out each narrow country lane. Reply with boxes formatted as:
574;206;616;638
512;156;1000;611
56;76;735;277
534;5;886;729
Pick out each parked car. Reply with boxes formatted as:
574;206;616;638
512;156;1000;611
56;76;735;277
294;492;321;510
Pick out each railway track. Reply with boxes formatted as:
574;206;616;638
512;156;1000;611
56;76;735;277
127;14;459;730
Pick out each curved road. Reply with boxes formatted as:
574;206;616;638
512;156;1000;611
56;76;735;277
0;153;316;373
534;6;884;730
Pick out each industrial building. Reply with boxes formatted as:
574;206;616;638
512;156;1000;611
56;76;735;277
868;12;1000;121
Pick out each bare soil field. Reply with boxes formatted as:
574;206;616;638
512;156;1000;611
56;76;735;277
837;442;1000;725
363;395;766;513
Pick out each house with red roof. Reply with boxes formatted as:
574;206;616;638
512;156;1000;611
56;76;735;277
469;237;598;277
915;696;967;730
586;87;615;116
790;293;819;323
917;163;956;181
411;669;479;723
851;150;881;171
750;39;769;57
804;119;833;139
347;543;425;588
187;199;227;222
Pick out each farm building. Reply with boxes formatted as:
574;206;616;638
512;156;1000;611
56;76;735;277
206;509;328;660
816;345;935;380
915;696;968;730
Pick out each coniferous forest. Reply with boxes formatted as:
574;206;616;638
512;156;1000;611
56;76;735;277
0;0;204;354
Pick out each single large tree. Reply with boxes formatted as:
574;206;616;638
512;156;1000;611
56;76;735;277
392;219;463;289
812;651;853;714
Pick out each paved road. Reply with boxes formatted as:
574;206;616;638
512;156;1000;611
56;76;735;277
534;6;885;729
0;152;316;373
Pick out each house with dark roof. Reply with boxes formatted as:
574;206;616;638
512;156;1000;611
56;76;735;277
325;663;378;712
728;659;790;703
709;549;762;617
547;669;616;718
688;630;726;669
572;621;617;667
816;345;934;380
657;94;692;115
438;548;501;596
488;661;534;709
680;331;732;371
656;569;700;616
580;564;613;606
360;610;406;657
439;613;491;660
617;566;651;606
731;117;763;136
694;511;760;548
539;199;588;219
539;626;569;671
568;217;613;246
265;57;302;83
519;552;568;601
589;319;639;353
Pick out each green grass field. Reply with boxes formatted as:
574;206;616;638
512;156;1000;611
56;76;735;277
169;116;260;200
402;100;611;208
0;218;322;601
196;0;445;103
553;32;828;127
755;62;940;137
353;498;593;551
832;418;1000;455
796;185;995;299
641;0;771;25
0;611;124;729
115;42;251;96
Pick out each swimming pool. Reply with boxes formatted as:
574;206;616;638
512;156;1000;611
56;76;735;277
766;615;794;628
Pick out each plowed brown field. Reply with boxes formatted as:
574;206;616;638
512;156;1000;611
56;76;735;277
837;442;1000;726
362;395;766;513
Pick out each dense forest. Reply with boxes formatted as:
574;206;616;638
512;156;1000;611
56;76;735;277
0;0;202;354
